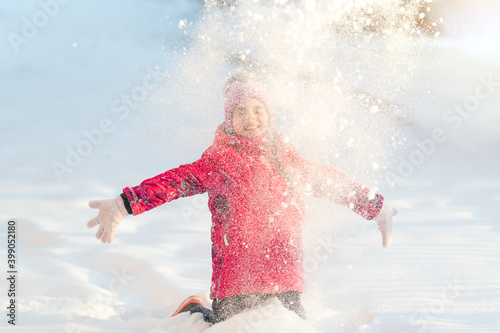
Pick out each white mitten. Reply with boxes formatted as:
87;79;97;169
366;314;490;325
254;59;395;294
375;204;397;248
87;195;129;243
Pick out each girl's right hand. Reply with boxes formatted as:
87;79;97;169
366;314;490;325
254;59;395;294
87;195;129;244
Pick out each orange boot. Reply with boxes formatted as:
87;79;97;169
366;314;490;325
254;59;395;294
171;296;204;317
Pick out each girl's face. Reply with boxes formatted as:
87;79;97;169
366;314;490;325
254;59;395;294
232;98;269;138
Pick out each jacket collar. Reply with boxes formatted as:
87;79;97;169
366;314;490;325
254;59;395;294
214;124;272;153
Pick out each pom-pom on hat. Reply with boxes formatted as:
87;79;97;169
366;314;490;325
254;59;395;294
223;80;274;135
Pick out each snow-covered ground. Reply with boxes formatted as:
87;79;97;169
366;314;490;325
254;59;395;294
1;0;499;332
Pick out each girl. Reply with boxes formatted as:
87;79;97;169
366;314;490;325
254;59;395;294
87;74;397;324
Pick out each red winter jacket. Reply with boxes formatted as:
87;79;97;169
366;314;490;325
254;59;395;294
123;125;384;299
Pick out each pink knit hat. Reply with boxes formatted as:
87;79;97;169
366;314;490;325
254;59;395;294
223;80;273;135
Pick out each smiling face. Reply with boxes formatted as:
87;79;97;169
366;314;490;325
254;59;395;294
232;98;269;138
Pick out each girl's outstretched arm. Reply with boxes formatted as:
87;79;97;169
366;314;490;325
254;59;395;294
284;147;397;246
87;155;217;243
122;156;216;216
286;148;383;219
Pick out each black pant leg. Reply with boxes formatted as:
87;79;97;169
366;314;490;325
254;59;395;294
211;291;306;323
212;293;274;323
277;291;307;320
189;304;215;324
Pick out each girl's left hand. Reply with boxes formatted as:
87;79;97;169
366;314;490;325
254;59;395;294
375;204;397;248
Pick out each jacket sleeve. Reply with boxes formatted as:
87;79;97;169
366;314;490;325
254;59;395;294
286;148;384;220
122;154;217;216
